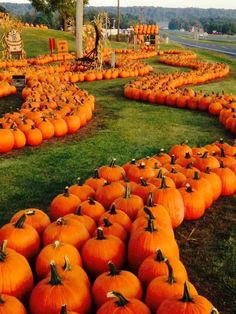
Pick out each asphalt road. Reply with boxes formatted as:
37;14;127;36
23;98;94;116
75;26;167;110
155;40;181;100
165;32;236;58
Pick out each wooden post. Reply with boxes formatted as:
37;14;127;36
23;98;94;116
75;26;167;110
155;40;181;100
116;0;120;41
76;0;83;58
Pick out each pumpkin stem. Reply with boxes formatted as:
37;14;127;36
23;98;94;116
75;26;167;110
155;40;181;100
53;240;61;249
75;206;82;216
139;162;146;169
147;192;155;207
93;169;99;179
130;158;136;165
211;308;220;314
155;249;166;262
48;262;62;285
110;158;116;167
125;184;131;199
186;162;193;169
77;177;82;186
185;152;191;159
170;155;176;165
143;206;155;220
185;184;193;193
165;259;176;284
180;282;194;303
96;227;106;240
107;291;129;307
220;161;225;168
88;197;96;205
160;176;168;189
0;240;7;261
202;152;208;159
157;169;163;178
60;304;68;314
25;210;36;216
171;167;177;174
63;256;72;271
0;295;4;304
103;218;112;227
220;148;226;158
156;148;165;156
56;217;66;225
153;162;160;170
193;171;200;180
108;261;121;276
14;214;26;228
205;167;211;174
140;177;148;186
181;140;188;145
145;218;156;233
63;186;69;197
219;138;224;144
109;204;117;215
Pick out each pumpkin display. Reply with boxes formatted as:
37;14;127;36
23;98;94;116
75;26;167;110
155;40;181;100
98;158;125;183
68;178;95;202
95;182;125;209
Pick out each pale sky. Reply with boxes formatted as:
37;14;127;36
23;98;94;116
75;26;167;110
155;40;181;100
1;0;236;10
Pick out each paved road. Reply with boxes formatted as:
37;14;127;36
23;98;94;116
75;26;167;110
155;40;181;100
164;32;236;58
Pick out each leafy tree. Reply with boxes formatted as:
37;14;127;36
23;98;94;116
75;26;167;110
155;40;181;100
0;5;6;13
30;0;88;30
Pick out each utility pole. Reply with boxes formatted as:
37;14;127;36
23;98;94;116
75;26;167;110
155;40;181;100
76;0;83;58
116;0;120;41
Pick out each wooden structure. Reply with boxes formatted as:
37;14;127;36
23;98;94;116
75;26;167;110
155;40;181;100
2;28;26;59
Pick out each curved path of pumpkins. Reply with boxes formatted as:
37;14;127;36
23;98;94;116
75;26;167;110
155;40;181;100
0;48;236;313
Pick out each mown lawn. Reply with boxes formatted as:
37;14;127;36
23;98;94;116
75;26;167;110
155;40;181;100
0;29;236;313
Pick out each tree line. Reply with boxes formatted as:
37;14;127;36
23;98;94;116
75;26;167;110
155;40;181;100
168;17;236;35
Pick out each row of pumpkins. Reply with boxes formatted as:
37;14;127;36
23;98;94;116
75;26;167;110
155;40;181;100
0;49;155;153
1;139;236;313
124;50;236;135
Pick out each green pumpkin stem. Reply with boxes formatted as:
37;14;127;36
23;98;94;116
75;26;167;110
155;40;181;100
180;282;194;303
145;218;156;233
63;256;72;271
75;206;82;216
64;186;69;197
140;177;148;186
110;158;116;167
160;176;168;189
107;291;129;307
157;169;163;178
93;169;99;179
193;171;200;180
89;197;96;205
0;240;7;261
186;184;193;193
125;184;131;199
109;204;117;215
170;155;176;165
60;304;68;314
143;206;155;220
103;218;112;227
165;259;176;284
48;262;62;285
77;177;82;186
108;261;121;276
96;227;106;240
147;192;154;207
14;214;26;228
155;249;166;262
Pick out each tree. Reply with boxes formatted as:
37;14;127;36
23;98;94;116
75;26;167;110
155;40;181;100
30;0;88;31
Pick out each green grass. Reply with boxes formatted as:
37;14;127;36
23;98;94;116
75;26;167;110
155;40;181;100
0;29;236;313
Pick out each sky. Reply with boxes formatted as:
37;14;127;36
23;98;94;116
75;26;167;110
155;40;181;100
0;0;236;10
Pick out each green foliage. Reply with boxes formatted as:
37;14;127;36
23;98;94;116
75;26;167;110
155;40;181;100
168;16;236;35
0;5;6;13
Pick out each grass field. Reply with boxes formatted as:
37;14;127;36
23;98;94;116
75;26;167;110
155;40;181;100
0;27;236;313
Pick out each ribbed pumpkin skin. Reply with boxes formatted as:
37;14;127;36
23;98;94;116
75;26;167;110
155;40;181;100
35;241;82;279
213;166;236;196
29;265;91;314
96;298;151;314
0;294;27;314
201;170;222;201
156;293;214;314
0;246;34;301
128;221;179;272
81;231;126;277
145;278;198;312
179;186;205;220
152;185;185;228
92;264;143;308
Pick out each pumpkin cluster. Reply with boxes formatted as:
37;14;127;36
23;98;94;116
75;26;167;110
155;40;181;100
1;139;233;313
134;24;159;35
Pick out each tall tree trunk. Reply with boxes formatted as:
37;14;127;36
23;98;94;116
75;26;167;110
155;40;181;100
76;0;83;58
63;14;68;32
